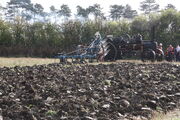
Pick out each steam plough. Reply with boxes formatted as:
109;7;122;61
56;32;164;63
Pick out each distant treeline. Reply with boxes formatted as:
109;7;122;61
0;9;180;57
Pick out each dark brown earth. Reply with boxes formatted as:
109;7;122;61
0;63;180;120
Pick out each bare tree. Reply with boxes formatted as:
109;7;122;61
140;0;159;14
110;5;124;21
58;4;71;21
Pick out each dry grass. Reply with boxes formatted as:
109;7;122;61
0;57;179;68
152;109;180;120
0;57;59;67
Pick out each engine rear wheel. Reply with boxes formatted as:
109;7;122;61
103;40;118;61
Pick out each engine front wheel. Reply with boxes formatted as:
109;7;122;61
141;49;156;62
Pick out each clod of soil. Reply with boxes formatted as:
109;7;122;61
0;62;179;120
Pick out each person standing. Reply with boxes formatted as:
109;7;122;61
158;43;163;50
175;45;180;61
166;45;174;62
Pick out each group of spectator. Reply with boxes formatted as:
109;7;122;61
161;44;180;61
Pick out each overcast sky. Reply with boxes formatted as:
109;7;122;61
1;0;180;15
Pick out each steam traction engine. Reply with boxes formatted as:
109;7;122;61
104;34;164;62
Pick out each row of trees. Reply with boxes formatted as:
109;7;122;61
0;0;179;57
0;0;177;22
0;9;180;57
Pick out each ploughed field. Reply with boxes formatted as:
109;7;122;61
0;63;180;120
